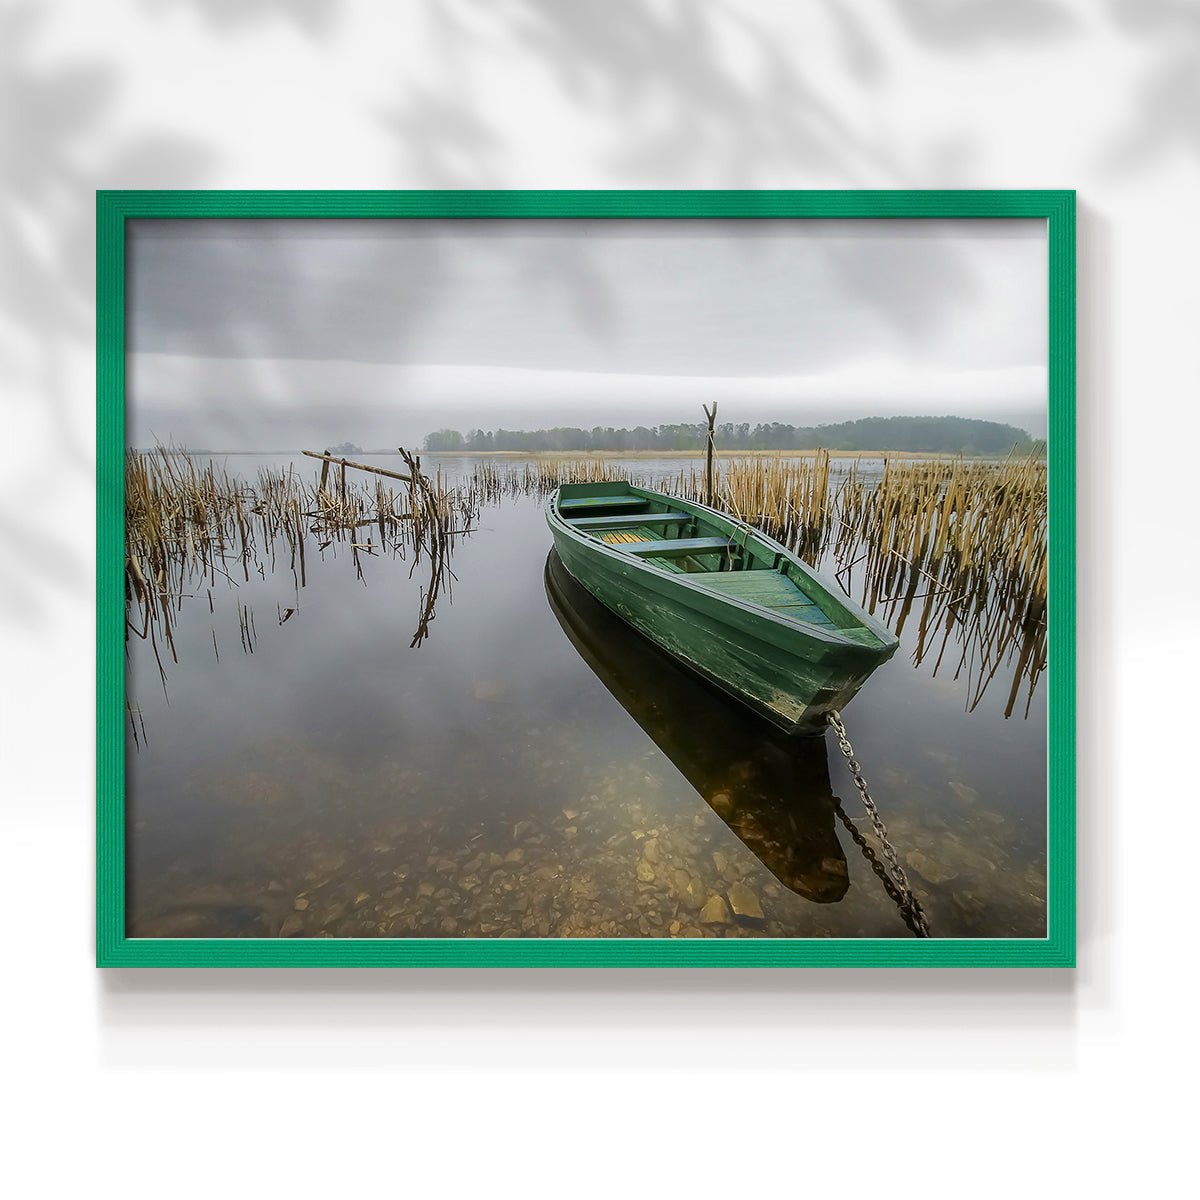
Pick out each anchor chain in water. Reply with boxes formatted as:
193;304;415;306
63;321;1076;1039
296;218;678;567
827;710;931;938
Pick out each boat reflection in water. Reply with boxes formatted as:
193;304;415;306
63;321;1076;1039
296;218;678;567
545;551;849;904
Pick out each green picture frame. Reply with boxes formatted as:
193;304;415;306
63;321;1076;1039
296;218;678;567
97;189;1075;968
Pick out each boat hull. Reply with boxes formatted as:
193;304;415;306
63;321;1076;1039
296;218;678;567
546;485;897;735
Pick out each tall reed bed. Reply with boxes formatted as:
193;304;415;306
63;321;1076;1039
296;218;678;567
832;452;1047;615
463;456;639;505
848;453;1046;716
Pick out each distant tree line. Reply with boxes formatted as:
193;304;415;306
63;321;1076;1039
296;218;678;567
423;416;1042;455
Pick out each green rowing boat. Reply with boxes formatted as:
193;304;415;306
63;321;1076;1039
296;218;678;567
545;481;898;735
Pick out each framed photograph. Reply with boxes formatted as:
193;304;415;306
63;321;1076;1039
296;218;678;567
98;190;1074;967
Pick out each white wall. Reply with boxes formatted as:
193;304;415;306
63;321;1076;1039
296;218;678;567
2;2;1195;1195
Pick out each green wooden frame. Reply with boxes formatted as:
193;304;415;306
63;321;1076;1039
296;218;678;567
97;190;1075;968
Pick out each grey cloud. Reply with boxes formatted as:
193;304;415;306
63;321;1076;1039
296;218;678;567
128;218;1046;375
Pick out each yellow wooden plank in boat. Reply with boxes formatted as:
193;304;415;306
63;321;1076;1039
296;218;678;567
600;530;650;544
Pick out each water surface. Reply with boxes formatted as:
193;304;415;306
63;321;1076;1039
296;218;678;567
126;454;1047;940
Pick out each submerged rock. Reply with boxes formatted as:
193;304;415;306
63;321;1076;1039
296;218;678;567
907;850;959;886
948;781;980;805
308;851;348;875
726;882;765;926
709;792;734;815
699;895;733;927
670;868;705;911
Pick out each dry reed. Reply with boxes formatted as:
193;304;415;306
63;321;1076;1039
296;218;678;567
125;446;468;696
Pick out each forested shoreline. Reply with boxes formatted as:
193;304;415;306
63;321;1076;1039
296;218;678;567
423;415;1041;455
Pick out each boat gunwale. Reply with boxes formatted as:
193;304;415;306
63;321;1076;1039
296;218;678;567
545;484;897;653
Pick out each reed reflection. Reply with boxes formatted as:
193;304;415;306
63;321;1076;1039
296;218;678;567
124;446;467;740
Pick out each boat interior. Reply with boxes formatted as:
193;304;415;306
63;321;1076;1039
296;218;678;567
557;486;839;629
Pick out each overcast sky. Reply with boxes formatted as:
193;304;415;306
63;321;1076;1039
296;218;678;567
126;218;1048;449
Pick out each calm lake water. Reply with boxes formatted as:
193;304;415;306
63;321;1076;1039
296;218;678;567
126;454;1047;940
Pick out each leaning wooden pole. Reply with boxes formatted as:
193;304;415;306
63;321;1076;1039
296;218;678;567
301;449;413;485
702;402;717;507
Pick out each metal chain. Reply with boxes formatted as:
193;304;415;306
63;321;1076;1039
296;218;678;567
827;710;931;938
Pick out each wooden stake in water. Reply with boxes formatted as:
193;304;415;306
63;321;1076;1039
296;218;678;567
702;402;717;507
